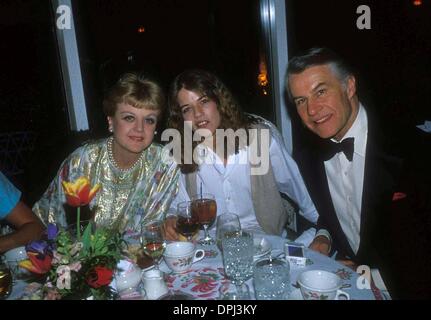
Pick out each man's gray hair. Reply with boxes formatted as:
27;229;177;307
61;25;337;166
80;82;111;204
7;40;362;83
286;47;354;101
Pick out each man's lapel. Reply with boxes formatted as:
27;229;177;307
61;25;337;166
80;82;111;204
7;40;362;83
357;116;403;259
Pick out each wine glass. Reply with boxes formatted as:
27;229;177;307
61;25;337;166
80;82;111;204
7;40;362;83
0;261;12;300
216;213;241;251
176;201;200;241
221;230;254;296
141;220;166;270
191;193;217;245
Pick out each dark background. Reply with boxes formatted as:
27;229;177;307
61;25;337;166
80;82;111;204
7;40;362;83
285;0;431;153
1;0;430;204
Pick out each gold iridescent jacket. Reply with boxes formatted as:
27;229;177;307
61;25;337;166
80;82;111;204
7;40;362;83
33;138;179;234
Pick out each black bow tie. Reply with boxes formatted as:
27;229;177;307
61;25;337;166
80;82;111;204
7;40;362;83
322;137;355;161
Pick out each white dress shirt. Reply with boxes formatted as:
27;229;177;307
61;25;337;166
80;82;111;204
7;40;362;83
170;121;319;239
324;104;368;254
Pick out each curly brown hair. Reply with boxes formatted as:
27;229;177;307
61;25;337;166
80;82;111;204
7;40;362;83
167;69;255;173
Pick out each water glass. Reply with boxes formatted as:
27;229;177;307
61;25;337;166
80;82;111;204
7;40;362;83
216;213;241;251
222;231;254;285
253;257;291;300
66;220;95;241
219;281;251;300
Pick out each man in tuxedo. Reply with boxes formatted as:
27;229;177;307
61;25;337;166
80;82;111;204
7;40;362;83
286;47;431;299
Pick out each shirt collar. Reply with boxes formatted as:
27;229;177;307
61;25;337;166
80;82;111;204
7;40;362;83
331;103;368;157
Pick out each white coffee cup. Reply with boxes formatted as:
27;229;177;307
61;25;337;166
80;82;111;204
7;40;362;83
163;242;205;273
298;270;350;300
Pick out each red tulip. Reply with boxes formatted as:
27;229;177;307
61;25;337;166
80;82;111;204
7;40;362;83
86;266;113;288
62;177;101;207
19;252;52;274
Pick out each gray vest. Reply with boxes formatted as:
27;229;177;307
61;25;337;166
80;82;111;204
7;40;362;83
184;123;291;236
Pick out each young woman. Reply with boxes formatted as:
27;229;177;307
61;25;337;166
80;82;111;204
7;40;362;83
164;69;319;243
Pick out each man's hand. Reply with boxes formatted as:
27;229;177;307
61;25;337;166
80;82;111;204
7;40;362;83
337;259;358;271
309;235;331;256
163;216;179;241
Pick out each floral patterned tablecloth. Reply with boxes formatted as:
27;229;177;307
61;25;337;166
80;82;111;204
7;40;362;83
158;233;382;300
9;233;384;300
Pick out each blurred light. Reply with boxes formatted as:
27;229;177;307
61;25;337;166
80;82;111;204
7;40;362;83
258;72;268;87
257;58;269;96
413;0;422;6
137;26;145;33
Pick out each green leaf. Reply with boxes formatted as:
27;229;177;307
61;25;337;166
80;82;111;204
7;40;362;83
81;223;93;251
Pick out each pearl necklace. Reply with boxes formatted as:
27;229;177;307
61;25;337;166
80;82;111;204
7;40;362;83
107;137;144;174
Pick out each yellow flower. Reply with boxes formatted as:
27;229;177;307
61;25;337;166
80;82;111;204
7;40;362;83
61;177;101;207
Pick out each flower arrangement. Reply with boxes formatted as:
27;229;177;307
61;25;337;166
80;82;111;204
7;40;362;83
19;176;124;300
20;223;123;300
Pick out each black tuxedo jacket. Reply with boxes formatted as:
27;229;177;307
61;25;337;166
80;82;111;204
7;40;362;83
294;111;431;299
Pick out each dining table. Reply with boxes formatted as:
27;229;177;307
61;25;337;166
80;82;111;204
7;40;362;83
156;231;387;300
7;231;389;300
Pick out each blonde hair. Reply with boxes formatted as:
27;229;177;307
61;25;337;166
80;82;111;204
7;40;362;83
103;72;166;118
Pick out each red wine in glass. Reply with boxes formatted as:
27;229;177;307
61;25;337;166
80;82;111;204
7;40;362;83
142;241;165;260
176;215;200;240
191;193;217;245
141;221;166;270
191;198;217;225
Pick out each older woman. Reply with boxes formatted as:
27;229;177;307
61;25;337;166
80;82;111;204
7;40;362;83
33;72;179;235
164;69;320;243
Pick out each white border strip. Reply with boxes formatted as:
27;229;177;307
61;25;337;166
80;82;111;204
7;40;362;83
51;0;89;131
260;0;292;154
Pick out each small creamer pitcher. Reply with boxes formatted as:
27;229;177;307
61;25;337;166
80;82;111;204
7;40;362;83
142;269;169;300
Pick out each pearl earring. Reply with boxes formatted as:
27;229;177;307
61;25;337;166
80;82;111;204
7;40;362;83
109;127;113;133
154;130;158;135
